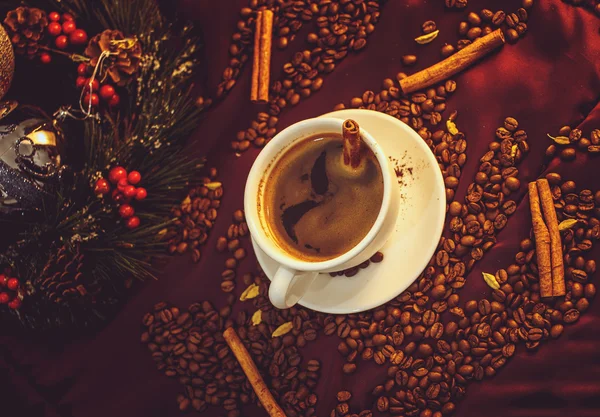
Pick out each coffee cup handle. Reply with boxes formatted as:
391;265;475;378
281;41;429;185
269;266;318;309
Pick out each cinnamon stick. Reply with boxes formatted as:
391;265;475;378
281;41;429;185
223;327;287;417
529;182;553;298
251;10;273;103
399;29;505;95
250;11;263;103
536;179;565;296
258;10;273;102
342;119;363;169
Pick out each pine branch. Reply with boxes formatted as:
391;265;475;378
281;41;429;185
1;0;206;329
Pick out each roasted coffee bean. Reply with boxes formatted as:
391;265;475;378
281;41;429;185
338;323;351;338
492;11;506;26
422;20;437;34
506;13;519;28
563;309;580;324
336;402;350;416
467;27;482;40
372;334;387;346
402;55;417;66
377;396;389;412
324;322;337;336
371;252;384;263
560;147;576;161
337;391;352;402
307;359;320;372
506;28;519;43
342;363;357;374
467;12;481;26
562;180;577;194
440;43;456;58
550;324;563;338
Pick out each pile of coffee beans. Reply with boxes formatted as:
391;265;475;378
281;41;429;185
231;0;386;153
141;292;324;417
546;127;600;162
147;168;599;415
453;3;531;48
448;116;528;272
216;209;250;293
165;169;222;263
334;75;456;137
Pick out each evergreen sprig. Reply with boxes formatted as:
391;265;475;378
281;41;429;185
1;0;204;330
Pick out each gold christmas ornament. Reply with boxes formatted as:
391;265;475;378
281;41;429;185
0;24;15;100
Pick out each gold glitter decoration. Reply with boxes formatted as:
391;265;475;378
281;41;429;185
0;24;15;100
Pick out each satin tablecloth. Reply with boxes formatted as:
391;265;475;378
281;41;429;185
2;1;600;416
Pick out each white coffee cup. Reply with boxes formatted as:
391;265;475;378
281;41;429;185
244;117;400;309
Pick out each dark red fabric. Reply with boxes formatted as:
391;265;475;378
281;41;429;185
2;1;600;416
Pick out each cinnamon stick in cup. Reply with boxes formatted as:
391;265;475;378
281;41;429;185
529;182;553;298
251;10;273;103
338;119;369;178
223;327;287;417
536;178;565;296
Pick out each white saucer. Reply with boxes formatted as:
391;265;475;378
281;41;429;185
251;109;446;314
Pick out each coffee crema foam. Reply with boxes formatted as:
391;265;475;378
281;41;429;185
262;134;384;262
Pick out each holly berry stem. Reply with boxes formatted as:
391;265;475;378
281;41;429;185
38;45;90;63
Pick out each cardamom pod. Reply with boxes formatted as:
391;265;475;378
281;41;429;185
415;29;439;44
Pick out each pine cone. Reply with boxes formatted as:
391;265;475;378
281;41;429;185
37;245;97;304
3;7;48;57
84;29;142;86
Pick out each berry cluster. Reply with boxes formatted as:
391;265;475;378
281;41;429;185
41;11;88;63
0;274;23;310
95;167;147;229
76;63;120;110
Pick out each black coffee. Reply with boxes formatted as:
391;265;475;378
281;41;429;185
263;134;384;262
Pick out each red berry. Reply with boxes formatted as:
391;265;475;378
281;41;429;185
94;178;110;194
127;171;142;185
8;298;21;310
40;53;52;64
7;278;19;291
126;216;141;229
124;185;137;198
49;11;61;22
99;85;116;101
70;29;88;45
0;274;5;287
117;178;129;190
62;13;74;21
0;292;9;304
135;187;147;200
62;21;76;35
77;63;88;75
83;93;99;107
48;22;62;36
108;93;120;107
119;204;135;218
85;78;99;92
76;76;86;88
55;35;69;49
109;167;128;184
